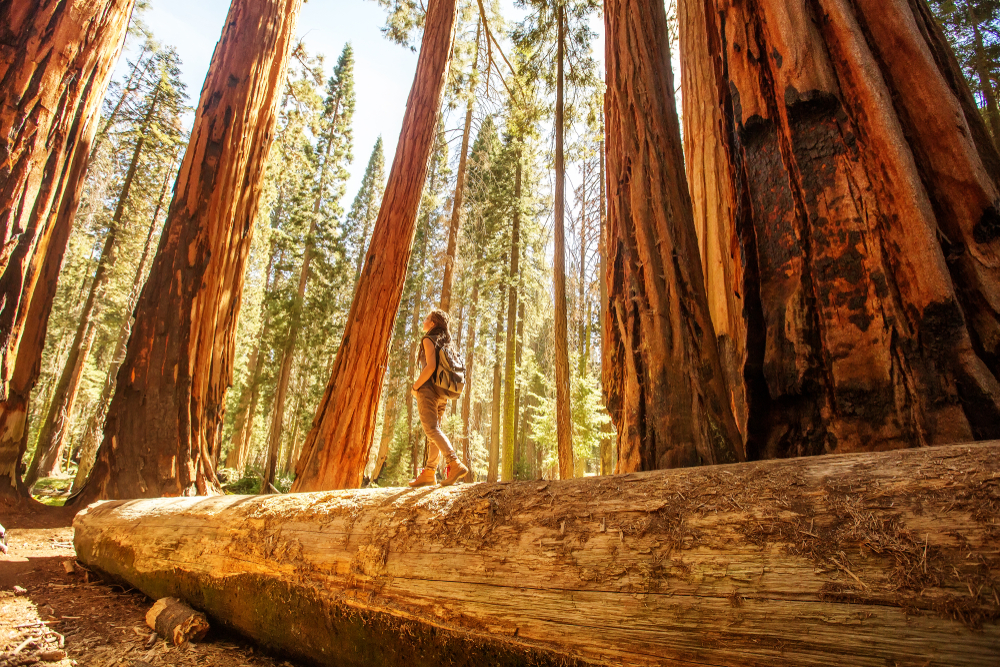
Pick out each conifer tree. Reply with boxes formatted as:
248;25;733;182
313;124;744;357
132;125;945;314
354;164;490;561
345;138;387;283
263;43;355;492
27;47;186;486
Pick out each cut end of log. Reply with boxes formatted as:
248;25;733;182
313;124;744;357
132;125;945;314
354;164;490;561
145;597;209;645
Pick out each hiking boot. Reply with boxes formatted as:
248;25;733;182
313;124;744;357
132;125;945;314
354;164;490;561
441;459;470;486
408;467;437;488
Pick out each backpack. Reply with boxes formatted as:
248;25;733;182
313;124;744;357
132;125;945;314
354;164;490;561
432;342;466;399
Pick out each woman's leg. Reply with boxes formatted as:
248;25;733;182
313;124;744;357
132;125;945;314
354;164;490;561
417;386;457;464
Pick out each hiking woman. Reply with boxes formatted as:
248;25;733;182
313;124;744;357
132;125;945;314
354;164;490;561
408;309;470;488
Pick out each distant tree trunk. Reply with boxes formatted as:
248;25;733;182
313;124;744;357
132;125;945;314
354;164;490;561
263;87;346;492
598;134;613;475
72;164;171;492
73;0;303;504
553;5;575;480
971;9;1000;148
29;84;163;486
578;158;588;373
439;25;480;313
678;0;1000;459
460;274;480;471
603;0;745;474
280;370;307;477
487;289;505;483
292;0;457;492
513;301;525;477
501;158;521;482
0;0;134;502
372;376;401;482
406;286;424;476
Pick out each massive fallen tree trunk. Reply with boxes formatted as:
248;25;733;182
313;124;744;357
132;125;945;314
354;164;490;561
75;442;1000;667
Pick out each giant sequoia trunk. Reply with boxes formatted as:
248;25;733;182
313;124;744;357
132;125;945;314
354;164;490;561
73;0;302;504
0;0;134;501
292;0;457;492
76;442;1000;667
678;0;1000;460
603;0;745;473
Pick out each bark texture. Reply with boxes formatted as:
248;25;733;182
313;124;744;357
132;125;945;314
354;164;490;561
553;6;574;480
501;158;521;482
74;0;303;503
0;0;134;500
603;0;745;474
76;442;1000;667
292;0;457;491
678;0;1000;459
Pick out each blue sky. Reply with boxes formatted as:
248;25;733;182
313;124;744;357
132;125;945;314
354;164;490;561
136;0;422;200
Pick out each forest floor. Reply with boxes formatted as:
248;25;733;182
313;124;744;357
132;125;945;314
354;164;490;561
0;503;304;667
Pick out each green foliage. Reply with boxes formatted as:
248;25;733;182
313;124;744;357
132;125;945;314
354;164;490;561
930;0;1000;135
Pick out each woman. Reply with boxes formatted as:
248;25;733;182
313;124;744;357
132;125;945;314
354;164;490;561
408;309;471;488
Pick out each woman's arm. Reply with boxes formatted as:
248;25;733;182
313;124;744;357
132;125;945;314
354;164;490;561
411;338;437;392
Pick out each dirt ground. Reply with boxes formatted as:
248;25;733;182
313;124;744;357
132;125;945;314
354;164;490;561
1;504;304;667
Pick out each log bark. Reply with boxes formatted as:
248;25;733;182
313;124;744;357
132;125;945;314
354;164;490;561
0;0;135;501
76;441;1000;667
603;0;745;474
678;0;1000;459
146;597;209;645
293;0;457;491
73;0;303;504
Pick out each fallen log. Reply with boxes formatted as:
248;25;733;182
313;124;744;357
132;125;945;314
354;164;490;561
146;597;209;645
74;442;1000;666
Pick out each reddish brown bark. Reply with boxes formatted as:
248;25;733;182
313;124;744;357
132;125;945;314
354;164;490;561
553;5;575;480
292;0;458;491
487;287;505;483
678;0;1000;459
73;0;303;503
0;0;134;501
603;0;746;473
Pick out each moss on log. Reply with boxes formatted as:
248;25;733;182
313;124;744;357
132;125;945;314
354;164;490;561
74;443;1000;666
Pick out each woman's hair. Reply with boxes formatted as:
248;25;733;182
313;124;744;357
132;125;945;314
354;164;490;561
426;308;453;349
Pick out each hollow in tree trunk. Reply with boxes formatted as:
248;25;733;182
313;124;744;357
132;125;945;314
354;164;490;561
677;0;1000;459
0;0;134;502
603;0;745;473
292;0;457;491
73;0;304;504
